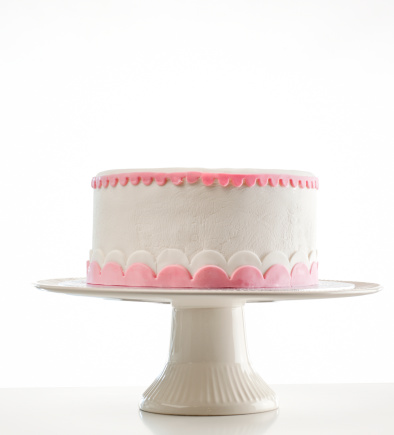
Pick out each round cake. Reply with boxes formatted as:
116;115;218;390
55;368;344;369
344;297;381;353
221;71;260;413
87;168;318;288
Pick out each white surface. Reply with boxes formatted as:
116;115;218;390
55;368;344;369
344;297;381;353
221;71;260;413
0;0;393;388
0;385;393;434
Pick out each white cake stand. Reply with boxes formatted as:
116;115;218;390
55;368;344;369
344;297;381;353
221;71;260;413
35;278;381;416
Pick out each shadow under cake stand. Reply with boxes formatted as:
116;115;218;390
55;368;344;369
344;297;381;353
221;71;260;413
35;279;381;416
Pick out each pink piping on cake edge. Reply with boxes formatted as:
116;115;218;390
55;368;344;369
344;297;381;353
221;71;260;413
86;261;318;288
91;172;319;189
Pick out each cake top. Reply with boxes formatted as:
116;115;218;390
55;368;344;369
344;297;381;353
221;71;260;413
97;168;315;177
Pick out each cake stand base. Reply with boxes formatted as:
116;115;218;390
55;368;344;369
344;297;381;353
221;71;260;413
140;306;277;415
35;279;381;416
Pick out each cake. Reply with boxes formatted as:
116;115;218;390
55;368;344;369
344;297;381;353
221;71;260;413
87;168;318;288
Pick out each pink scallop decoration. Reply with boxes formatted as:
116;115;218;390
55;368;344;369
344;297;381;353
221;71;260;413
290;263;311;286
201;174;215;186
170;174;184;185
129;175;140;185
100;262;125;285
186;172;201;184
244;175;257;187
87;261;318;288
155;174;167;186
193;266;230;288
91;172;318;190
124;263;156;287
231;266;265;288
268;176;279;187
257;175;268;187
157;265;192;287
310;262;319;283
264;264;292;287
101;176;109;188
109;176;118;187
231;175;244;187
142;176;153;186
218;175;230;186
119;175;128;186
87;261;101;282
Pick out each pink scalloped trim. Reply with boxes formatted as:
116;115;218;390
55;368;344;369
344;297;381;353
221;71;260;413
91;172;319;189
86;261;318;288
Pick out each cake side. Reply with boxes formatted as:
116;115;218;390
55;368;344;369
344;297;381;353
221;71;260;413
87;169;318;288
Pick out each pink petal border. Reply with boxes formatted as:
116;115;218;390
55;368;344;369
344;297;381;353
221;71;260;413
91;172;319;189
86;261;319;289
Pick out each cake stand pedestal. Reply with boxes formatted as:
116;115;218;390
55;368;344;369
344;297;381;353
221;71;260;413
35;279;381;416
142;305;276;415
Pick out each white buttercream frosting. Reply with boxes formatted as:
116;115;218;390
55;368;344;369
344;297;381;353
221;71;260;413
90;168;317;275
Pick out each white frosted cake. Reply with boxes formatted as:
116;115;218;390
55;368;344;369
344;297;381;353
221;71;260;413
87;168;318;288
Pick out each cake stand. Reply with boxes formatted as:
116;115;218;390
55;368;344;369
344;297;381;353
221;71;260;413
35;279;381;416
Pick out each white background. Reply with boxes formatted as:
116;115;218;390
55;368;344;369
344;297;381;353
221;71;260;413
0;0;393;388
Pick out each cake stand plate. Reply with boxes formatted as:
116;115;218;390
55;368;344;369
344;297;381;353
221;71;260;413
35;279;381;416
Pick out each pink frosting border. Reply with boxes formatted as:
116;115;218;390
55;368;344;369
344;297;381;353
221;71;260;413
91;172;319;189
86;261;318;289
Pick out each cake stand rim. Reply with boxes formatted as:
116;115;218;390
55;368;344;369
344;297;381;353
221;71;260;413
34;278;382;303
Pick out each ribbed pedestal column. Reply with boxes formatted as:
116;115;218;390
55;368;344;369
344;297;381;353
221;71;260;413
140;306;278;415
